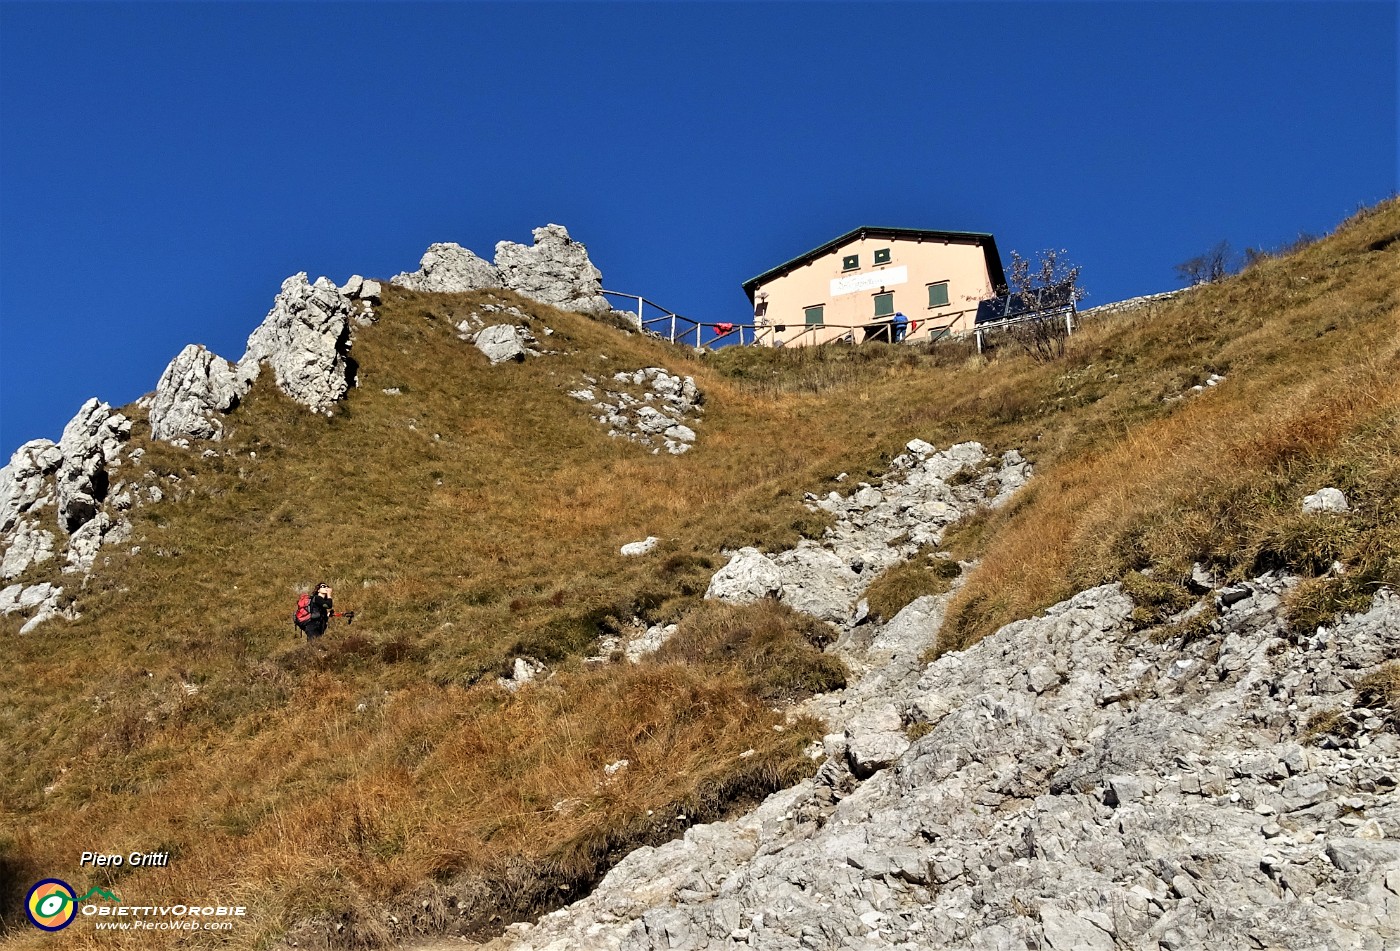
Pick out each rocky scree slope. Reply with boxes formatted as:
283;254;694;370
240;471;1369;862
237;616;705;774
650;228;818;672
465;437;1399;950
483;567;1398;950
0;224;619;635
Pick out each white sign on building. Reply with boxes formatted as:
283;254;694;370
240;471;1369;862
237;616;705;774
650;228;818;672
830;266;908;298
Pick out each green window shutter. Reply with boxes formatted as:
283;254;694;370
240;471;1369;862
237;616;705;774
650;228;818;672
927;282;950;307
873;293;894;317
842;254;859;271
874;248;891;265
805;305;825;326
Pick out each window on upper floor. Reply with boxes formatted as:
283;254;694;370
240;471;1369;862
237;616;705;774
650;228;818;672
874;248;891;265
842;254;860;271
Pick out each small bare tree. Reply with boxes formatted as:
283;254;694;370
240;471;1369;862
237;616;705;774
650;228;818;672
1174;240;1232;285
999;249;1085;363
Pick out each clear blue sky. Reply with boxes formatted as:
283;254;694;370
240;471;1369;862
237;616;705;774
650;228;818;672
2;1;1395;458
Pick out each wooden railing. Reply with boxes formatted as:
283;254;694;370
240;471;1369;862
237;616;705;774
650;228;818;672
600;287;1171;356
602;290;973;349
601;290;750;347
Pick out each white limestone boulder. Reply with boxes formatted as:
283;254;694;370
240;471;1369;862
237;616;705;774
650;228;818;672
1302;487;1349;515
474;324;529;364
149;344;246;442
620;536;660;557
704;547;782;604
773;543;862;624
391;243;502;293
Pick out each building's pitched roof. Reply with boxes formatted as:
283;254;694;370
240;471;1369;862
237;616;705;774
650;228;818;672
741;226;1006;301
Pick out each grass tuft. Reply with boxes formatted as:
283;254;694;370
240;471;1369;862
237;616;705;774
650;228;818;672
862;548;962;622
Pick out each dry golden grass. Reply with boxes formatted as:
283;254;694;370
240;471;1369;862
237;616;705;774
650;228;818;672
936;202;1400;652
860;548;962;623
2;200;1398;948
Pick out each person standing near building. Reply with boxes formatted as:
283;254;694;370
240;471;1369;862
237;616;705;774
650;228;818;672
892;311;909;343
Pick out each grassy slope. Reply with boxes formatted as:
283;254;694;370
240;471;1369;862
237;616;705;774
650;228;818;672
2;201;1397;948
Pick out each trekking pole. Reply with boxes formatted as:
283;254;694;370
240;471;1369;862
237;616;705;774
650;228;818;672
333;611;357;626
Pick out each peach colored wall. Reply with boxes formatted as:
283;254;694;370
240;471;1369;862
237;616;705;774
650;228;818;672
752;235;998;347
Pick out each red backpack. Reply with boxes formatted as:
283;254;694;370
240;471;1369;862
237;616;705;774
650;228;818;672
294;593;313;628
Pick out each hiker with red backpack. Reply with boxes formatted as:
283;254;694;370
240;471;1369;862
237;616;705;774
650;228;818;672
294;583;354;643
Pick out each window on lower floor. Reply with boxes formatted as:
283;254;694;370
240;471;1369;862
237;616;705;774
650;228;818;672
927;281;950;307
805;305;825;326
873;292;894;318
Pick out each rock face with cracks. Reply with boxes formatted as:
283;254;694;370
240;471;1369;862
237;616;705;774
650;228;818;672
55;398;131;533
0;440;62;539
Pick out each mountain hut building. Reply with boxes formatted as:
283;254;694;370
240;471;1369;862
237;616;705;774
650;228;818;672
742;227;1006;347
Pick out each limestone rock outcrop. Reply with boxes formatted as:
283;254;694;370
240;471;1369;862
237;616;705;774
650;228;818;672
1;523;56;581
238;273;355;413
0;580;66;635
391;243;502;294
1;440;64;581
494;224;610;316
149;344;246;442
393;224;611;316
0;439;62;536
64;510;131;575
55;399;130;532
1;400;132;616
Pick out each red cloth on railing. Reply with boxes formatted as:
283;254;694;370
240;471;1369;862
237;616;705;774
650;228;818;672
715;322;734;334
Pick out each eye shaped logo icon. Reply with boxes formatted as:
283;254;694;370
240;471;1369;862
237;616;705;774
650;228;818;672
26;879;77;931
